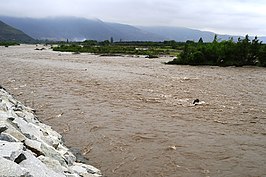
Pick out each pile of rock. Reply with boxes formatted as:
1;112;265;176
0;86;102;177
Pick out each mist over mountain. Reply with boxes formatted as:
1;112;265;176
0;16;264;43
0;16;163;41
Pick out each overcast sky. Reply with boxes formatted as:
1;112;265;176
0;0;265;36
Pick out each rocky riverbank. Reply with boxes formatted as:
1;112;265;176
0;86;102;177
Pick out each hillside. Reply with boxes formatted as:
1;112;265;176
0;20;34;42
0;16;164;41
139;26;243;42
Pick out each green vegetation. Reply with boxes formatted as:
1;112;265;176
52;35;265;67
0;41;20;47
167;35;266;67
52;40;183;57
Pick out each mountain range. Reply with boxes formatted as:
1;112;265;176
0;16;163;41
0;16;265;43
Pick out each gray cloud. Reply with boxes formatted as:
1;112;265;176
0;0;265;36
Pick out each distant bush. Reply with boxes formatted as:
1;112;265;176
167;35;266;67
52;40;183;57
0;41;20;46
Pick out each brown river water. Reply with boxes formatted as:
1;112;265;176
1;45;266;177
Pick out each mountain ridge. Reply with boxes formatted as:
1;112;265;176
0;16;265;43
0;16;164;41
140;26;266;43
0;20;34;42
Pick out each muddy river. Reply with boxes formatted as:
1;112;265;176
1;45;265;177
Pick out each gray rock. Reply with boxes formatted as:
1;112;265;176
0;96;14;110
40;142;68;167
63;151;77;166
80;164;102;175
0;120;27;142
14;109;39;124
81;174;103;177
70;163;102;176
0;132;18;142
0;123;8;133
70;164;88;174
38;123;62;147
12;118;43;140
65;173;80;177
20;150;65;177
0;88;102;177
23;137;67;167
24;138;44;156
0;156;31;177
0;111;9;120
0;140;24;161
38;155;68;174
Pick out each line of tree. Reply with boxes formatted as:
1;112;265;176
167;35;266;67
52;40;184;56
0;41;20;47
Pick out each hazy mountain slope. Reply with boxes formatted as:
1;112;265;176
0;16;164;41
0;20;34;42
0;16;112;41
258;36;266;43
106;23;164;41
139;26;242;42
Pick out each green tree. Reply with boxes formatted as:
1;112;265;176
249;36;261;65
198;37;203;44
258;45;266;66
167;34;265;67
191;51;204;65
99;40;110;46
213;34;218;43
110;37;114;44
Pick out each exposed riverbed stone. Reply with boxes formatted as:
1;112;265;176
0;86;102;177
0;156;30;177
0;140;24;161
